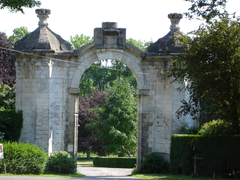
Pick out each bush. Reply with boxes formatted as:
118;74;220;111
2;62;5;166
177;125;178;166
0;110;23;141
0;142;47;174
180;123;199;134
93;157;136;168
198;119;233;135
0;131;4;142
140;153;164;173
48;151;77;174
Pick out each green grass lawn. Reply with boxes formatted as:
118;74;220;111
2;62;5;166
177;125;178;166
77;158;94;166
0;173;84;178
132;173;234;180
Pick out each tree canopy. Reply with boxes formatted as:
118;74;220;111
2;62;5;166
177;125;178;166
0;32;16;87
69;34;93;49
167;15;240;134
184;0;227;22
78;90;106;154
9;26;30;42
0;0;41;13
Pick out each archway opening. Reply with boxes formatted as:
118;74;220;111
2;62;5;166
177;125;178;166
77;59;138;158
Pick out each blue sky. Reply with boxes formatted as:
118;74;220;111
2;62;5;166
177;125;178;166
0;0;238;42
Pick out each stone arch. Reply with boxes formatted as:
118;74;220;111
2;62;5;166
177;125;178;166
70;43;148;91
68;42;150;170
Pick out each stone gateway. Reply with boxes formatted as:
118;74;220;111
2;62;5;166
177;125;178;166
13;9;196;171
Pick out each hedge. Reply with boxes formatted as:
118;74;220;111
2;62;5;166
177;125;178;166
93;157;136;168
170;134;240;177
0;110;23;141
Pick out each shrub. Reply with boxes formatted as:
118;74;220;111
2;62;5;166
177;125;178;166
198;119;233;135
0;142;47;174
140;153;164;173
93;157;136;168
0;131;4;142
180;123;199;134
48;151;77;174
0;110;23;141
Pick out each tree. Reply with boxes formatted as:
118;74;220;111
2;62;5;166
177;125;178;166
0;32;16;87
78;90;107;155
0;82;15;111
184;0;227;22
126;38;152;52
87;78;138;156
167;15;240;134
69;34;93;49
9;26;30;42
0;0;41;13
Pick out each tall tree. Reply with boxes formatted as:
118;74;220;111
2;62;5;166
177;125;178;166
166;14;240;134
0;0;41;13
87;78;138;156
78;90;107;155
0;32;16;87
9;26;30;42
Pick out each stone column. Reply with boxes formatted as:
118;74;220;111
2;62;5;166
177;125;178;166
68;88;80;159
137;89;150;172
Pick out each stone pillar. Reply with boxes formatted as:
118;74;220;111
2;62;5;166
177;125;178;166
137;89;150;172
68;88;80;160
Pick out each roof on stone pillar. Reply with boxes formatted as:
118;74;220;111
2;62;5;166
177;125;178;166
147;13;184;54
14;9;71;52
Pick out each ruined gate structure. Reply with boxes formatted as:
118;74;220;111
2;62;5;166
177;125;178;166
13;9;196;170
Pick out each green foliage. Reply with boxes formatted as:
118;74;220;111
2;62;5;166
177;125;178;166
180;123;199;134
93;157;136;168
48;151;77;174
69;34;93;49
170;134;240;177
87;78;137;156
79;60;137;97
0;82;15;111
0;142;47;174
185;0;227;22
9;26;30;42
167;15;240;134
140;153;165;174
170;135;197;175
0;110;23;141
198;119;233;135
126;38;152;52
0;0;41;13
0;131;4;142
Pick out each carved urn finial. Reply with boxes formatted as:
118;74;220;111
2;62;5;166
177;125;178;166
168;13;183;32
35;9;51;27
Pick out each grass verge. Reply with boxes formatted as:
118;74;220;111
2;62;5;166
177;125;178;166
132;173;234;180
0;173;84;178
77;158;94;166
